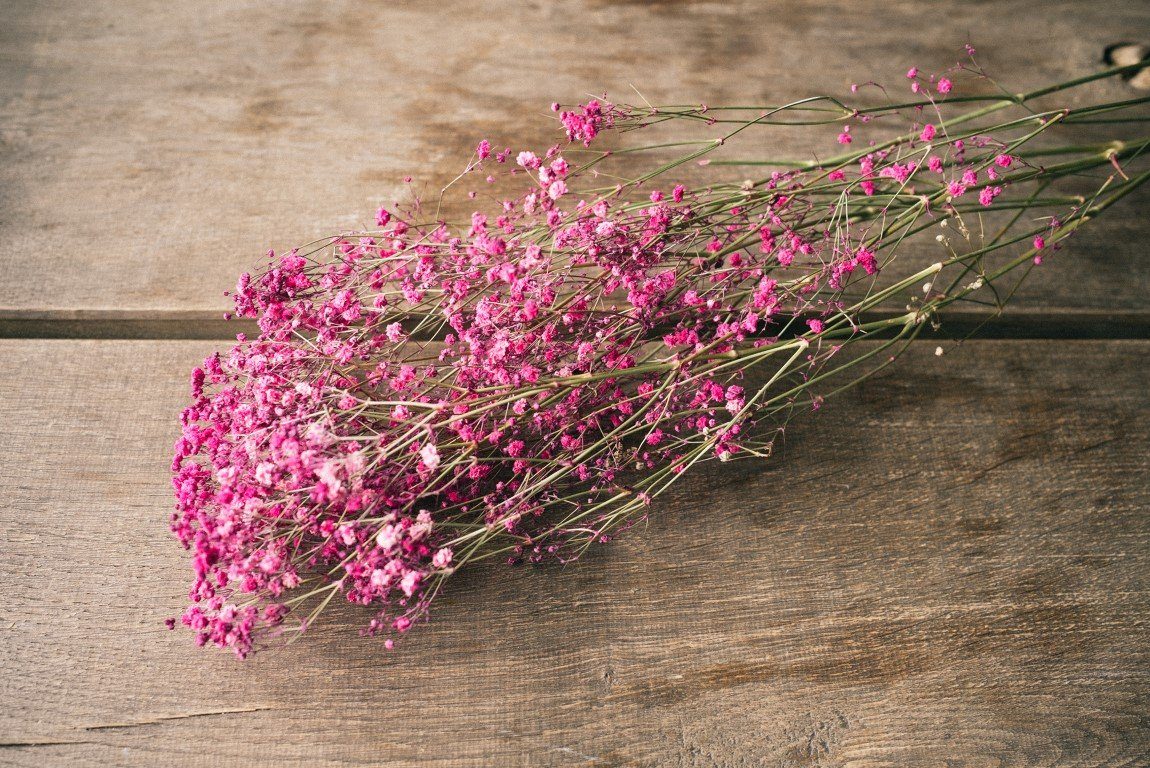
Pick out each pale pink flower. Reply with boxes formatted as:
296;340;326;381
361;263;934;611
375;524;399;551
399;571;421;598
420;442;440;471
432;548;453;569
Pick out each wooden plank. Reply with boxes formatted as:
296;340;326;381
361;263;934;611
1;338;1147;766
1;0;1149;320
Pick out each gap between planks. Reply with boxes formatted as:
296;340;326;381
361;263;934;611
0;309;1148;340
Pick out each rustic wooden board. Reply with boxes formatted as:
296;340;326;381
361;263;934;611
1;339;1147;766
1;0;1149;324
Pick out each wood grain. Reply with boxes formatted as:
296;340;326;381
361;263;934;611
1;0;1149;320
1;339;1147;766
2;2;1149;765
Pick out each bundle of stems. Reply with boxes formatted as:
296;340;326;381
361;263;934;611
171;54;1150;656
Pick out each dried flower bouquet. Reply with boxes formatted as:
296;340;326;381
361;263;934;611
171;52;1150;657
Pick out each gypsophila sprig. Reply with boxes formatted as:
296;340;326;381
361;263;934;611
171;51;1150;657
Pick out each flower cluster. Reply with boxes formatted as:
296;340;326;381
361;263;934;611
172;53;1150;656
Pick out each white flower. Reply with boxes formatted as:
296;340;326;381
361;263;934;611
420;442;440;471
254;461;276;486
375;523;399;551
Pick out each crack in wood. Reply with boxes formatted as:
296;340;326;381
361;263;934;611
83;706;272;732
0;740;97;749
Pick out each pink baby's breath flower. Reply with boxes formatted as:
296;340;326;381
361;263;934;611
937;77;953;94
410;510;433;541
560;99;611;145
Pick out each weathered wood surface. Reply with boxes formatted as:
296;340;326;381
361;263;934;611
2;0;1150;325
3;1;1150;765
1;339;1147;766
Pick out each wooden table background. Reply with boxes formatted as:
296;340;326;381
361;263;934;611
2;2;1148;766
